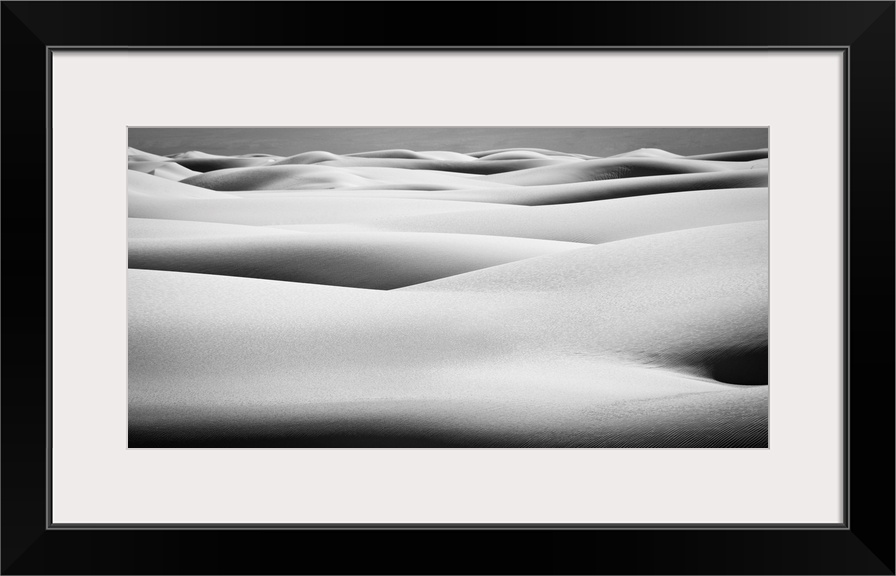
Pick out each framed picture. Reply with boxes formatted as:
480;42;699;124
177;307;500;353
3;1;892;574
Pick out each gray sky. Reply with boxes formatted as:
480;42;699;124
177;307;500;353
129;127;768;157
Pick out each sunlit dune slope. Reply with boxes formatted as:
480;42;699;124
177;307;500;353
128;217;304;239
353;187;768;244
128;170;236;199
403;220;768;383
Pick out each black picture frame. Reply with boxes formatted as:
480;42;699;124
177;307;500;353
2;1;892;574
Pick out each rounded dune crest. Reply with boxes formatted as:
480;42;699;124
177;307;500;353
272;151;342;165
168;150;220;159
345;149;433;160
478;150;558;161
468;147;596;159
610;148;682;158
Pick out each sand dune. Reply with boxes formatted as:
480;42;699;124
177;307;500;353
130;231;590;289
353;187;768;245
288;156;575;175
478;150;578;161
168;156;279;172
271;151;343;164
129;164;516;224
128;217;304;239
225;171;768;208
609;147;769;162
128;170;236;199
182;168;768;206
477;156;765;186
127;147;170;162
129;266;766;448
404;221;769;382
684;148;769;162
132;149;282;172
469;147;598;159
128;160;173;174
127;142;768;448
344;148;472;161
129;218;767;446
149;163;202;181
181;164;382;190
128;194;516;226
180;164;516;191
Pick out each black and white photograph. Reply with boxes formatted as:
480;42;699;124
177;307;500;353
127;127;769;448
8;0;891;571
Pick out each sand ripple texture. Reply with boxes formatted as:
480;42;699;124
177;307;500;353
128;146;769;448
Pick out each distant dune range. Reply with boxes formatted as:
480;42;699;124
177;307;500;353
127;144;769;448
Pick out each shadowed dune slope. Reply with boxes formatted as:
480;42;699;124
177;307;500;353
131;387;768;448
181;165;376;190
178;152;767;203
478;150;580;161
311;157;575;174
172;157;278;172
684;148;769;162
129;231;590;290
609;147;769;162
300;149;582;168
180;164;515;192
464;168;768;205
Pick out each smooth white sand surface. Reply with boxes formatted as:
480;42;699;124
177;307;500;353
350;187;769;244
129;267;767;448
127;144;769;447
